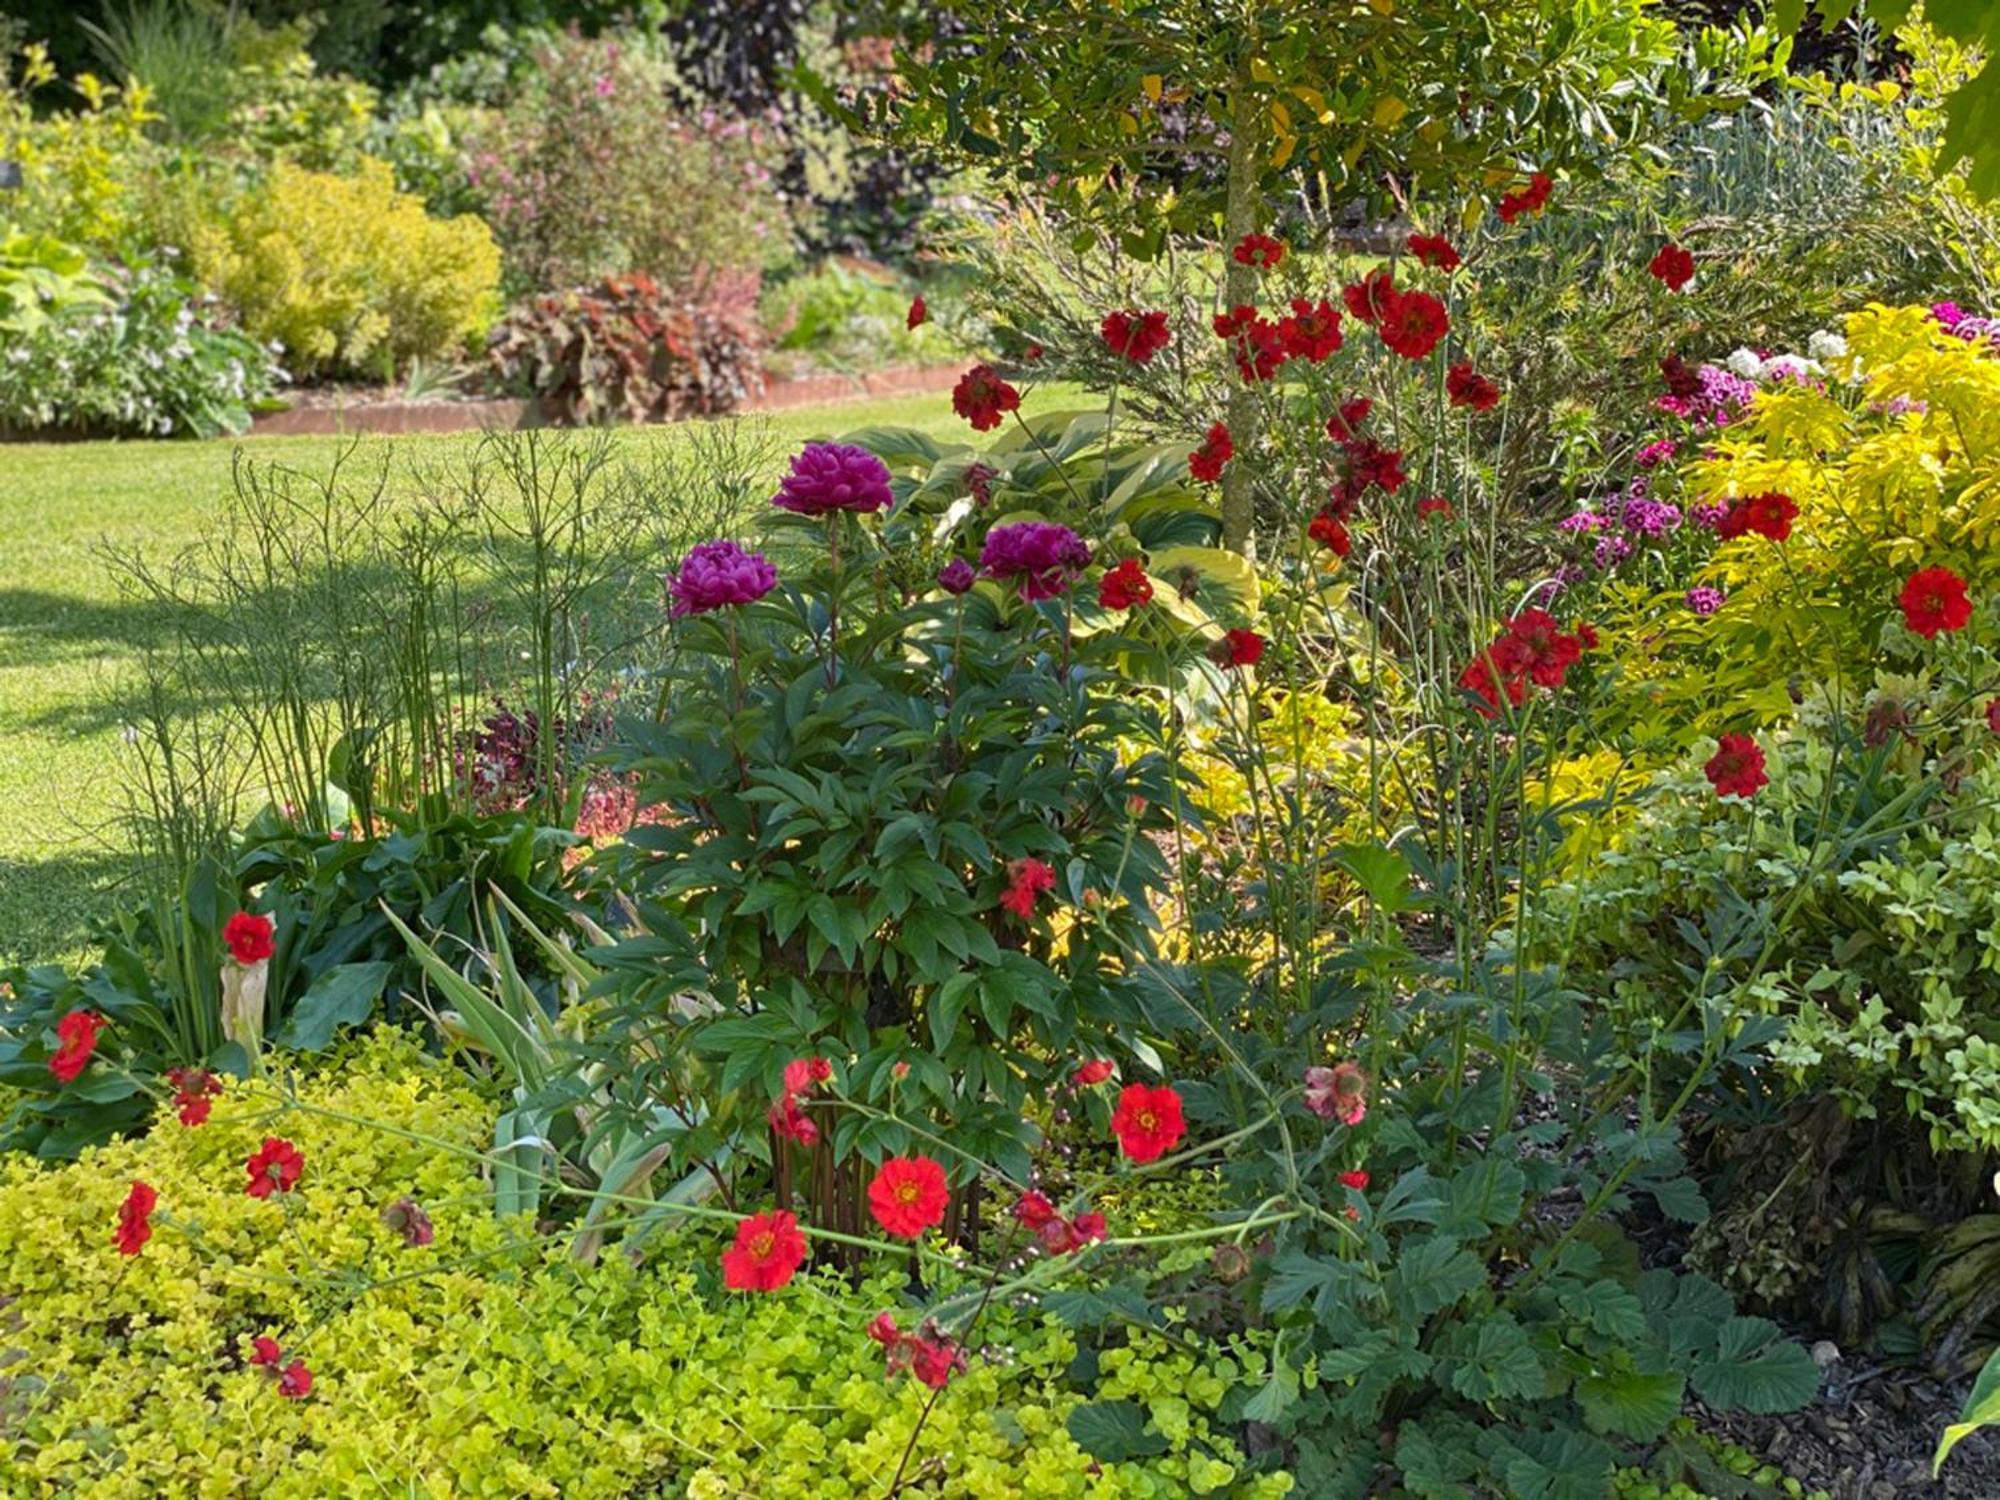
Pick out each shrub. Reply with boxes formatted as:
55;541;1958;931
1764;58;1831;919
191;156;501;379
0;43;162;250
485;271;767;424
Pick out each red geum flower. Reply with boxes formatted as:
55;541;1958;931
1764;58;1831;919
867;1155;950;1239
114;1180;157;1256
1648;242;1695;291
1341;268;1396;325
1188;421;1233;484
1073;1058;1115;1087
48;1010;103;1085
278;1361;312;1399
907;294;927;329
1335;436;1408;504
380;1196;434;1248
1211;628;1265;669
1446;361;1500;411
1023;342;1044;361
1100;308;1172;364
1660;353;1703;399
1458;635;1530;718
1308;510;1352;559
1326;396;1373;440
1212;305;1287;381
1304;1061;1369;1126
1900;566;1973;640
1720;491;1798;542
223;911;274;965
999;856;1057;919
1098;558;1154;611
1069;1211;1108;1246
1705;734;1768;799
244;1137;304;1199
1013;1191;1060;1230
1987;699;2000;735
910;1326;967;1389
1277;298;1343;363
1417;495;1454;520
721;1208;808;1290
250;1336;284;1368
1407;232;1461;270
768;1093;819;1146
1376;289;1451;360
1232;232;1286;270
165;1066;223;1127
952;364;1021;432
1111;1083;1187;1163
1505;608;1583;689
1338;1169;1370;1190
782;1057;832;1096
1497;171;1553;224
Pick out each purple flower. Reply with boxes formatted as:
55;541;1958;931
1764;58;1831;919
1932;301;1967;331
1593;533;1633;570
1685;585;1725;616
938;558;975;595
1621;497;1683;538
1690;502;1732;532
1656;364;1756;428
979;522;1091;601
1636;438;1678;469
772;442;895;516
670;540;777;616
1557;510;1607;534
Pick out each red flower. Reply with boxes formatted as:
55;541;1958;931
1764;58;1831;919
1899;566;1973;640
1458;637;1529;718
1188;421;1233;484
278;1360;313;1399
1013;1191;1059;1230
1578;623;1600;651
1497;171;1553;224
1660;354;1704;399
1416;495;1454;521
165;1066;223;1127
244;1137;304;1199
910;1328;967;1389
1111;1083;1187;1163
1987;699;2000;735
768;1094;819;1146
381;1196;434;1248
1213;305;1287;381
1073;1058;1115;1087
1304;1061;1369;1126
1212;628;1265;669
1338;1169;1370;1190
867;1155;950;1239
250;1336;284;1368
223;911;274;965
1376;289;1450;360
782;1057;832;1096
1334;436;1407;505
1327;396;1373;440
1505;608;1583;689
114;1180;157;1256
1719;491;1798;542
48;1010;103;1085
1446;361;1500;411
1069;1211;1108;1246
1098;558;1154;611
1648;242;1695;291
999;856;1057;919
1407;232;1461;270
1705;734;1768;799
1277;298;1343;362
907;295;927;329
1023;342;1044;361
952;365;1021;431
1101;308;1172;364
721;1209;808;1290
1342;268;1396;325
1232;232;1286;270
1308;510;1351;559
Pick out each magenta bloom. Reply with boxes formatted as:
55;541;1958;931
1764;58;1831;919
772;442;895;516
938;558;975;595
979;522;1091;601
1685;585;1725;616
670;540;777;616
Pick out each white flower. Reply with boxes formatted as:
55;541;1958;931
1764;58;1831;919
1762;354;1822;382
1807;330;1848;361
932;495;975;545
1725;347;1766;381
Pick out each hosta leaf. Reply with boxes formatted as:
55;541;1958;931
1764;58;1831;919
1935;1344;2000;1474
1691;1317;1820;1414
1576;1367;1686;1439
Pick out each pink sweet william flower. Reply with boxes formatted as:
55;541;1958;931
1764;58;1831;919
670;541;777;616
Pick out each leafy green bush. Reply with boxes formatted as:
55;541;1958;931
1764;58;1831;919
190;156;500;379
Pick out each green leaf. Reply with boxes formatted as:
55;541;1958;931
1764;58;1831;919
1937;1344;2000;1473
275;961;391;1051
1647;1175;1710;1224
1691;1318;1821;1414
1577;1367;1686;1439
1385;1234;1486;1323
1333;842;1416;912
1559;1279;1649;1343
1066;1400;1169;1462
1436;1312;1544;1402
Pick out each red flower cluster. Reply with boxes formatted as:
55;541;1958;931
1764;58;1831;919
1327;396;1372;440
1013;1191;1109;1255
1211;628;1265;669
1213;304;1286;382
1101;308;1172;364
49;1010;103;1085
1232;232;1286;270
1407;232;1460;271
1188;421;1233;483
1277;298;1343;363
1342;268;1396;325
1416;495;1454;521
1098;558;1154;611
165;1066;223;1127
244;1137;304;1199
907;294;927;330
1331;435;1407;512
1900;566;1973;640
999;855;1057;919
867;1154;949;1239
250;1335;313;1399
1716;491;1799;542
1111;1083;1187;1163
1072;1058;1115;1087
952;365;1021;431
770;1056;833;1145
223;911;274;965
1304;1062;1369;1126
1308;511;1352;559
1337;1169;1370;1191
1497;171;1554;224
114;1180;156;1256
1648;242;1695;291
723;1208;809;1290
1377;288;1450;360
1704;734;1768;799
868;1313;966;1389
1457;609;1587;717
1446;361;1500;411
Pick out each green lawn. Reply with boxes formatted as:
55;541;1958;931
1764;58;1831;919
0;393;984;965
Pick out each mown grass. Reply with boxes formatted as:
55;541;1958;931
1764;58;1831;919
0;393;992;964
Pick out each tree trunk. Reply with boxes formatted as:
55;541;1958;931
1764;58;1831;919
1219;80;1261;560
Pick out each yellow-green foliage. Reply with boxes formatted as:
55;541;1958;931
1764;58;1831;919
0;49;160;250
193;159;501;379
0;1033;1290;1498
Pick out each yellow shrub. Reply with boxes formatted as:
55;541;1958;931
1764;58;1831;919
193;158;501;379
0;51;159;249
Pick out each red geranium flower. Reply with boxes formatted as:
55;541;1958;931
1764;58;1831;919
782;1057;832;1096
721;1208;808;1291
1705;734;1768;799
1277;298;1343;362
1212;628;1265;669
1308;510;1351;559
1899;566;1973;640
1098;558;1154;611
1212;305;1287;381
1417;495;1454;521
1013;1190;1059;1229
1101;308;1172;364
1073;1058;1115;1087
1446;361;1500;411
223;911;274;965
244;1137;304;1198
952;365;1021;432
1505;608;1583;689
999;856;1057;919
114;1180;157;1256
278;1361;313;1399
1188;421;1233;483
1341;268;1397;325
1326;396;1373;440
1232;232;1286;270
1376;289;1450;360
48;1010;103;1085
1111;1083;1186;1163
1338;1169;1370;1190
867;1155;950;1239
1648;242;1695;291
1407;232;1461;271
